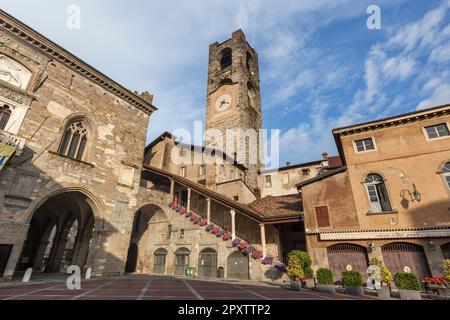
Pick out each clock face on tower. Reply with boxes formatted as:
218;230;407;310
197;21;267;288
215;94;232;113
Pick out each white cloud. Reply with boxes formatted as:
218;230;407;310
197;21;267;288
429;42;450;63
417;83;450;109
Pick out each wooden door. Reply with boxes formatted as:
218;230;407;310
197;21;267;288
227;251;249;280
327;244;369;281
198;249;217;278
153;250;167;275
382;243;431;279
174;250;190;276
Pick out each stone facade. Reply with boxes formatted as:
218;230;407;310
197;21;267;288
205;30;263;192
0;10;155;279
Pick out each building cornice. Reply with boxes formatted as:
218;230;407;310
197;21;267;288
306;226;450;240
0;10;156;115
333;104;450;137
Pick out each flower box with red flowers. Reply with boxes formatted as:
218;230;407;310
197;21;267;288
168;202;174;208
216;230;224;237
193;217;201;225
261;257;273;265
251;250;263;260
190;214;197;222
232;239;241;247
199;219;208;227
238;242;249;251
421;277;448;287
222;232;232;241
179;207;187;215
175;206;184;212
243;246;254;255
211;226;221;234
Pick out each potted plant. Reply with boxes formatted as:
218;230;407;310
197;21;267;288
287;250;304;291
342;267;364;296
199;219;208;227
251;250;263;260
232;239;241;247
316;268;335;293
261;257;273;265
394;270;422;300
421;276;449;296
369;258;392;298
295;252;314;289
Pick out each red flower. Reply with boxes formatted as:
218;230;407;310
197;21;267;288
222;232;231;241
238;242;249;250
211;226;221;234
251;250;263;260
190;214;197;222
199;219;208;226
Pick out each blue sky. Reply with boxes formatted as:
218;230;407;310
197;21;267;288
2;0;450;168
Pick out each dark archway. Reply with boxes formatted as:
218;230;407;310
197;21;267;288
227;251;249;280
124;204;168;274
125;243;138;273
442;242;450;260
174;247;190;276
17;191;95;274
198;248;218;278
327;243;369;281
382;242;431;279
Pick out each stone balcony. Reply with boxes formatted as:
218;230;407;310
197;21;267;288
0;129;26;156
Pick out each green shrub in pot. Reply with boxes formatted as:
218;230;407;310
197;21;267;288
394;271;422;300
316;268;334;285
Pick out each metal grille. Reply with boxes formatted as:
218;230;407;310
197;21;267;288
382;242;424;252
327;243;367;252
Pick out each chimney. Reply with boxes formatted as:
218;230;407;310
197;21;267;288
321;152;329;168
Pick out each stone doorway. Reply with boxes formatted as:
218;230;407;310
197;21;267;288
16;191;96;274
198;248;218;278
227;250;249;280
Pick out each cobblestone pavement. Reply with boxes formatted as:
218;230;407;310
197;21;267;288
0;275;379;300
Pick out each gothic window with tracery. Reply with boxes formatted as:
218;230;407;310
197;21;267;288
58;120;88;161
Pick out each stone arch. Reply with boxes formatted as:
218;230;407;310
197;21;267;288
382;242;431;278
326;243;369;280
125;203;169;274
16;190;100;274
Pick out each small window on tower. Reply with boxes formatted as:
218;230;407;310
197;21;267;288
220;48;232;69
246;52;252;71
265;175;272;188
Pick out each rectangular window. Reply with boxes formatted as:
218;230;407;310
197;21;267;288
179;229;185;239
233;196;239;201
315;206;330;228
265;175;272;188
180;166;187;177
198;165;205;176
354;138;375;152
425;123;450;139
283;172;290;185
302;169;310;176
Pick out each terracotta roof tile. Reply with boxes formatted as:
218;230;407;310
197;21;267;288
248;194;303;218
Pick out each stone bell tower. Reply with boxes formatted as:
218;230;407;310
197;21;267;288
204;29;263;192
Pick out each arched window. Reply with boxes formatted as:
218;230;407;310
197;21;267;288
442;162;450;190
365;173;392;213
0;105;11;130
246;52;252;71
220;48;232;69
58;120;88;161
